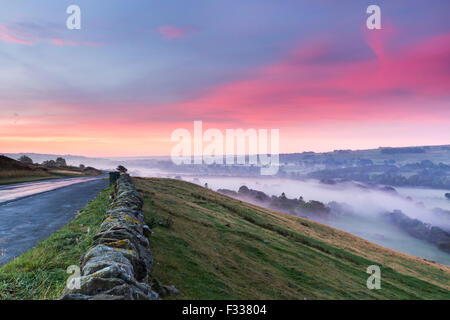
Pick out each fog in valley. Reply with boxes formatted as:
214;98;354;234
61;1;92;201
204;177;450;265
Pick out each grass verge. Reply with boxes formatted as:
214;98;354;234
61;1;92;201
0;187;110;299
0;176;61;186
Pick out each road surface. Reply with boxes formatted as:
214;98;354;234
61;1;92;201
0;177;108;265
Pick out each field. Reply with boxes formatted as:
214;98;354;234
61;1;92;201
136;178;449;299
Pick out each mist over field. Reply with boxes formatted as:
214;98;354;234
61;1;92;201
200;177;450;265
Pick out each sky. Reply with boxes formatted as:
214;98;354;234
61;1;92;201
0;0;449;157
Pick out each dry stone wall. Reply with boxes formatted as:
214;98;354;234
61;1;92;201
61;174;158;300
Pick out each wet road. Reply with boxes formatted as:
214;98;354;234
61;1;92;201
0;177;105;203
0;177;108;265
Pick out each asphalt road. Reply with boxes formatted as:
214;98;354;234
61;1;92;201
0;177;108;265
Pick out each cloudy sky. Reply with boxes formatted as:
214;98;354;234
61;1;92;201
0;0;449;156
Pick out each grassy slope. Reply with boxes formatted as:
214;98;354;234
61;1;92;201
0;187;110;299
0;170;102;186
0;155;102;185
134;177;450;300
0;156;53;185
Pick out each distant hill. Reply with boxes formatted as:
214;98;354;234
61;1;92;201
4;153;114;168
281;144;450;165
6;145;450;170
0;155;37;171
0;155;53;184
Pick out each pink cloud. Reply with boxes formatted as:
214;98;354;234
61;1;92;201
11;28;447;130
0;25;35;45
157;25;198;39
51;39;102;47
152;29;450;125
362;22;397;64
52;39;78;47
0;24;102;47
22;29;447;134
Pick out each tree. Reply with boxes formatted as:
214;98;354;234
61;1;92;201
19;155;33;164
117;165;128;173
79;164;85;169
55;157;67;167
43;160;56;167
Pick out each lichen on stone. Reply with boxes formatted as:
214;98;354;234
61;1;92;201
60;174;156;300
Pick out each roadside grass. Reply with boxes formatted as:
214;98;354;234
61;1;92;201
0;170;54;185
45;171;88;178
47;170;85;176
0;187;111;300
0;170;51;178
0;176;60;186
46;169;102;178
0;170;103;185
134;177;450;300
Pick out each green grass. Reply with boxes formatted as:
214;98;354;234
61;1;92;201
0;169;55;185
134;177;450;300
0;187;110;300
0;176;60;186
0;171;102;186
